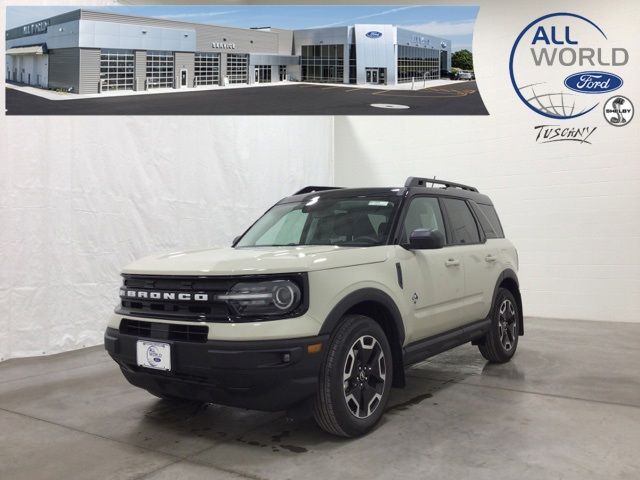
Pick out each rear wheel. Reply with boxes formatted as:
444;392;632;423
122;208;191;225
478;288;519;363
313;315;393;437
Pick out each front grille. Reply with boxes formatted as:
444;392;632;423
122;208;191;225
117;274;235;321
120;319;208;343
116;273;307;322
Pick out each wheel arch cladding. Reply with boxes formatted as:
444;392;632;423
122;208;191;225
320;288;406;388
495;269;524;336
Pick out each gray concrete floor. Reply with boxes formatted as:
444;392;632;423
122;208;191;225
1;318;639;480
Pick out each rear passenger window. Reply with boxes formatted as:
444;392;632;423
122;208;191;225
442;198;480;245
401;197;445;243
477;204;505;238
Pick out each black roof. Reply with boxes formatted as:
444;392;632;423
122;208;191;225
282;177;493;205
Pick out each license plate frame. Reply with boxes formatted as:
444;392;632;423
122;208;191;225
136;340;171;371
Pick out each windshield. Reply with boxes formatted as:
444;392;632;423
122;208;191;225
237;197;399;247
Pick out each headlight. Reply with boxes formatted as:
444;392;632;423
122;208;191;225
216;279;302;317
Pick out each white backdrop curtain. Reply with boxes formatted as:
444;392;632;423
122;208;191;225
0;117;334;360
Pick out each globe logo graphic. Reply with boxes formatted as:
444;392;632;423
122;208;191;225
509;13;621;120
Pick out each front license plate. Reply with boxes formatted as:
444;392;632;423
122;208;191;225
136;340;171;371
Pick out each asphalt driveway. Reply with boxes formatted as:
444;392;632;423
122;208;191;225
6;81;487;115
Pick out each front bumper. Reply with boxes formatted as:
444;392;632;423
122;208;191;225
105;327;328;411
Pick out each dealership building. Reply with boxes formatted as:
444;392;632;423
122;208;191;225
5;9;452;94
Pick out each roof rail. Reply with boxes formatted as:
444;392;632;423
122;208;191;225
404;177;478;193
294;186;343;195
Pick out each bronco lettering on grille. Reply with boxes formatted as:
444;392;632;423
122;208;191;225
119;289;209;301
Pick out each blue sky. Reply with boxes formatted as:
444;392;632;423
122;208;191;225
6;5;478;51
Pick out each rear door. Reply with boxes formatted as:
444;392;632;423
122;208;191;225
469;201;509;317
397;196;466;342
440;197;498;324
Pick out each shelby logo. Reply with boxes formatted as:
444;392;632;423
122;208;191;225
366;31;383;39
120;289;209;301
533;125;597;144
603;96;634;127
510;13;628;119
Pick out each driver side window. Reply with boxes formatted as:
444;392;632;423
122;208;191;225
401;197;445;243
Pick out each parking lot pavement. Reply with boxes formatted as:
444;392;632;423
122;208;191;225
6;81;487;115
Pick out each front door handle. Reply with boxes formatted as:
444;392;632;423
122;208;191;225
485;254;497;263
445;258;460;267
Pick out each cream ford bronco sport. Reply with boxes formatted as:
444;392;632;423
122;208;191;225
105;177;522;437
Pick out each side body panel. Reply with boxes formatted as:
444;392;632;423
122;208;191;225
465;238;518;320
395;246;466;343
458;242;501;322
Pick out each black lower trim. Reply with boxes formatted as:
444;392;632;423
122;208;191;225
105;327;328;411
403;318;491;366
319;288;405;344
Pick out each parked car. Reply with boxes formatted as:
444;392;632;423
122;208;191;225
458;70;475;80
105;177;522;437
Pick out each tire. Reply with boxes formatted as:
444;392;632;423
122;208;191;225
313;314;393;437
478;288;520;363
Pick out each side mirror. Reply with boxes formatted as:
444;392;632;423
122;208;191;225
408;229;445;250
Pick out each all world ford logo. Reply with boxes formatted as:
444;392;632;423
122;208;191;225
564;71;623;94
366;31;383;39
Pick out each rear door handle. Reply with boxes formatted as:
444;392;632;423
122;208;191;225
485;255;497;263
445;258;460;267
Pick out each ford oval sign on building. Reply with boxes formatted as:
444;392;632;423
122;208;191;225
563;71;623;94
365;31;383;39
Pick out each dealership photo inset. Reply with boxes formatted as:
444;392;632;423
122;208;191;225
5;5;485;115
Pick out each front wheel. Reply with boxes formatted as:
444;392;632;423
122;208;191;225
478;288;520;363
313;315;393;437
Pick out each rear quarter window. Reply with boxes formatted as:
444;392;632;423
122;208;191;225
473;203;505;238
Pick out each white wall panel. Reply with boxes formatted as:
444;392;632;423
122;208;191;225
0;117;333;360
334;0;640;323
335;116;640;323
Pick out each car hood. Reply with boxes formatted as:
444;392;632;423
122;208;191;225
122;245;391;276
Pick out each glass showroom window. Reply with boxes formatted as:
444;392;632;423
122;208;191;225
226;54;249;84
348;45;357;84
255;65;271;83
397;45;441;83
301;44;344;83
279;65;287;81
146;50;174;89
194;52;220;86
100;49;134;91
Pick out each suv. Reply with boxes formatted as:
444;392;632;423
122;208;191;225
105;177;522;437
458;70;475;80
